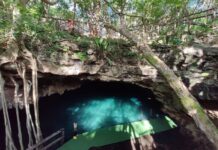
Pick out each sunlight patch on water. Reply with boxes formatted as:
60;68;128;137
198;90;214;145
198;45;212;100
67;97;149;132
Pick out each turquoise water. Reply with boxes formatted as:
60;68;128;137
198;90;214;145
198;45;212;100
68;97;151;132
39;81;164;140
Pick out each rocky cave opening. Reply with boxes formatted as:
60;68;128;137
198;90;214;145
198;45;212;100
39;81;163;140
1;80;212;150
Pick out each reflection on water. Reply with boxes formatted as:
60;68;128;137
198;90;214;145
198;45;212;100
39;81;164;141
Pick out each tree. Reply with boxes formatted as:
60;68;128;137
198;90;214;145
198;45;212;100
0;0;218;149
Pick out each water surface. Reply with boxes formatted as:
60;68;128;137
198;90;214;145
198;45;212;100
39;81;164;140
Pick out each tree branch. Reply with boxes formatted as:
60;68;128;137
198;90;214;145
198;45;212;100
103;0;143;18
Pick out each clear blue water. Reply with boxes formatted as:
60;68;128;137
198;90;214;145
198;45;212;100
39;81;164;140
68;97;150;132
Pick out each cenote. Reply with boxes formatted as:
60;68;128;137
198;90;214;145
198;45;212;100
39;81;166;139
1;81;181;150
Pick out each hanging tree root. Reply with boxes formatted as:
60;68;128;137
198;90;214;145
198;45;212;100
17;62;37;147
19;40;42;143
0;72;17;150
10;76;24;150
31;58;42;142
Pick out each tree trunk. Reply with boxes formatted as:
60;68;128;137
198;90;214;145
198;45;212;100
105;24;218;149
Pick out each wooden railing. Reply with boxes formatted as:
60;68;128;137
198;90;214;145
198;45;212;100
27;128;65;150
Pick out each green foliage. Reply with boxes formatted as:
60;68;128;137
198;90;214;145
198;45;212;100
49;6;74;20
77;37;91;48
94;38;109;51
168;37;183;45
76;52;88;61
46;43;62;55
1;0;217;56
123;51;138;58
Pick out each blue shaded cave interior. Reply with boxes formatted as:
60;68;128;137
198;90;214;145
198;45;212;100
39;81;166;141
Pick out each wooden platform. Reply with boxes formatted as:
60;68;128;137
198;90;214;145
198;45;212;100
58;116;176;150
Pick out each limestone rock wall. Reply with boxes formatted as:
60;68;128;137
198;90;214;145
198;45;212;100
0;40;217;109
155;43;218;101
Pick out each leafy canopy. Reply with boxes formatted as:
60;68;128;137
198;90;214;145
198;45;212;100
0;0;217;47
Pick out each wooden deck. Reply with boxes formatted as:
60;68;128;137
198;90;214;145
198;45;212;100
58;116;176;150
